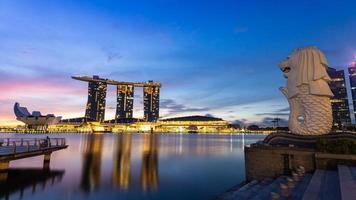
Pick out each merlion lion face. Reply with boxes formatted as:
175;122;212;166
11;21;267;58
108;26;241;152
279;46;333;135
279;56;293;79
279;46;333;98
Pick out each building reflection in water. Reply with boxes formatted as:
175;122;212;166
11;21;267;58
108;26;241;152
140;134;159;192
80;134;103;192
80;133;160;192
0;168;64;199
112;134;131;190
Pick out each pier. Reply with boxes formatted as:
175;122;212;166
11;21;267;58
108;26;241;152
0;138;68;180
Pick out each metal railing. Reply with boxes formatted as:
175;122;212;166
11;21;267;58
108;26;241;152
0;138;66;154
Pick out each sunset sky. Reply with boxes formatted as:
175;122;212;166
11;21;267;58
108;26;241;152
1;0;356;126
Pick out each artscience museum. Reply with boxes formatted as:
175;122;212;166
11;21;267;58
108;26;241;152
14;102;62;129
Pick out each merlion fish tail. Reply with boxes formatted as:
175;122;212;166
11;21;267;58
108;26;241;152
279;87;332;135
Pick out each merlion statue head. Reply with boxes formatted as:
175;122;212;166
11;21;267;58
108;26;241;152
279;46;333;98
279;46;333;135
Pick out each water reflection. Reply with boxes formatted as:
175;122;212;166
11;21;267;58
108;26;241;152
0;168;64;199
112;134;131;190
80;133;160;192
140;134;159;192
0;133;265;200
80;134;103;192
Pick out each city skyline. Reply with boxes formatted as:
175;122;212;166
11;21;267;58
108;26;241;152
1;1;356;126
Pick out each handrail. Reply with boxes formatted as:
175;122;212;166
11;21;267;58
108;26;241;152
0;138;66;154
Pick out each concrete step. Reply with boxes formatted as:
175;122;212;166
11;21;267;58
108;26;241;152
338;165;356;200
234;180;272;199
302;169;341;200
222;180;271;200
218;180;258;200
287;173;313;200
350;166;356;180
250;176;287;200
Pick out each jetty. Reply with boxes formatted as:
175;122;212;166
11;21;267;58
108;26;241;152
0;137;68;178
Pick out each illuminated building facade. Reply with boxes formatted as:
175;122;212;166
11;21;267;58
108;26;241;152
348;62;356;122
327;67;351;128
84;76;107;122
116;84;134;121
73;76;161;123
144;82;160;122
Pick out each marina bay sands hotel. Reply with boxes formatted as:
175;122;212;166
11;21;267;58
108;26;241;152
72;76;161;123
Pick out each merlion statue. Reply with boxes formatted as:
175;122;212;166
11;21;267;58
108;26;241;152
279;46;333;135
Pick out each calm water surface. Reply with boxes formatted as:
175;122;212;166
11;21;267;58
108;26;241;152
0;133;265;200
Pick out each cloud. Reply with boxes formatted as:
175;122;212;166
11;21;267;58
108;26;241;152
204;113;216;118
0;79;85;100
232;118;247;125
257;117;288;127
0;77;87;125
255;112;289;116
276;107;290;112
255;106;289;116
160;99;210;113
101;47;122;63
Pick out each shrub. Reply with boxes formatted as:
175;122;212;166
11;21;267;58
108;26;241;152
316;138;356;154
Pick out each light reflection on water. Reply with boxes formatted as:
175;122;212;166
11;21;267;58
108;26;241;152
0;133;265;200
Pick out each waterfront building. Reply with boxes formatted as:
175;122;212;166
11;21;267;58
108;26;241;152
327;67;351;128
72;76;161;123
13;102;61;129
84;76;107;122
144;81;160;122
348;62;356;121
156;115;232;133
116;84;134;121
48;115;235;133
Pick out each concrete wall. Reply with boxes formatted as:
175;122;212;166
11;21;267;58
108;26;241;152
245;146;315;181
315;153;356;169
245;145;356;181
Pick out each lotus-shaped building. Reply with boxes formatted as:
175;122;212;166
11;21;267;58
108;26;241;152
14;102;62;128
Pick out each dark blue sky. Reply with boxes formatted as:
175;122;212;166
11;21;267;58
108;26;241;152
1;0;356;126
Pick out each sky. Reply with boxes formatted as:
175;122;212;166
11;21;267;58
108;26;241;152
1;0;356;127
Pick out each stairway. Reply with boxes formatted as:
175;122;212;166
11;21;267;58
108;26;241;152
337;165;356;200
302;169;340;200
218;165;356;200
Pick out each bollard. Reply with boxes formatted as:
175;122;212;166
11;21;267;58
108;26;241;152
26;141;30;152
270;192;280;200
280;183;289;197
298;166;305;175
292;172;299;182
13;142;16;153
287;177;295;189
